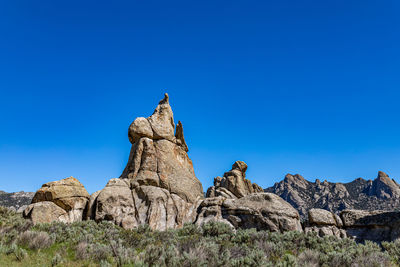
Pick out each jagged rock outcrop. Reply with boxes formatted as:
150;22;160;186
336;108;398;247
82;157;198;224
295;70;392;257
121;93;203;203
367;171;400;199
92;178;199;230
304;208;346;238
206;161;263;199
23;177;90;224
90;94;203;230
302;208;400;242
340;209;400;242
0;190;34;212
265;172;400;220
196;193;302;232
22;93;400;243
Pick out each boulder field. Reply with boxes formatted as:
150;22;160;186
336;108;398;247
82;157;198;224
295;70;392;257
23;94;400;242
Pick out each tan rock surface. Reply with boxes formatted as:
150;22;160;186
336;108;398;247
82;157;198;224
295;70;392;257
32;177;89;210
196;193;302;232
308;208;337;226
306;209;346;238
93;178;200;230
94;178;136;228
23;201;69;224
121;94;203;203
206;161;263;199
26;177;90;224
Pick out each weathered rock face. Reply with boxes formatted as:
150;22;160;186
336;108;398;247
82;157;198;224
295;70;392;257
196;193;302;232
92;178;199;230
206;161;263;199
367;171;400;199
303;208;400;242
265;171;400;220
121;93;203;203
23;177;90;224
23;201;69;224
304;208;346;238
90;94;203;230
340;209;400;242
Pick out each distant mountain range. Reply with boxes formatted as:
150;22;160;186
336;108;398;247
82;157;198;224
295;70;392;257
0;190;34;212
264;171;400;220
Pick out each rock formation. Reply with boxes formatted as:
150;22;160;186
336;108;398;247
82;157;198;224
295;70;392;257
89;94;204;230
23;177;89;224
367;171;400;199
304;208;346;238
121;93;203;203
265;172;400;219
21;93;400;243
302;207;400;242
92;178;199;230
198;162;302;232
340;209;400;242
195;193;302;232
206;161;263;199
0;190;34;212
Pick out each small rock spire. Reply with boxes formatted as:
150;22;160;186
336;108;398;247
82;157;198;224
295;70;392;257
159;93;169;104
378;171;389;179
175;121;188;152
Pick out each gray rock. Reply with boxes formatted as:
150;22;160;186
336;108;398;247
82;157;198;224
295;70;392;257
0;190;34;211
367;171;400;199
340;209;400;242
265;171;400;220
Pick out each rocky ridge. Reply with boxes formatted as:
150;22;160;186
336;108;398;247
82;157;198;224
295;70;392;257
0;190;34;212
197;163;302;232
21;94;400;242
23;94;302;233
265;172;400;220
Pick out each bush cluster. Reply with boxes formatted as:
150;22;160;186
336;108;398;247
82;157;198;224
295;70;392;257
0;206;399;266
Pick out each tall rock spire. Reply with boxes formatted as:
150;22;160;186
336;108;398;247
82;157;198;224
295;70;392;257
121;93;203;203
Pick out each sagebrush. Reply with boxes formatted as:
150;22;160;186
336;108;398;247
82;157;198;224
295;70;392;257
0;206;398;266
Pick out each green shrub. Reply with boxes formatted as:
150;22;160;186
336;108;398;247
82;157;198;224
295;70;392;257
297;249;319;267
14;246;27;261
1;209;400;267
201;221;233;237
51;253;63;266
383;239;400;264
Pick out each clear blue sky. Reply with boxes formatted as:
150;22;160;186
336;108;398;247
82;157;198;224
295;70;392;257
1;1;399;194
